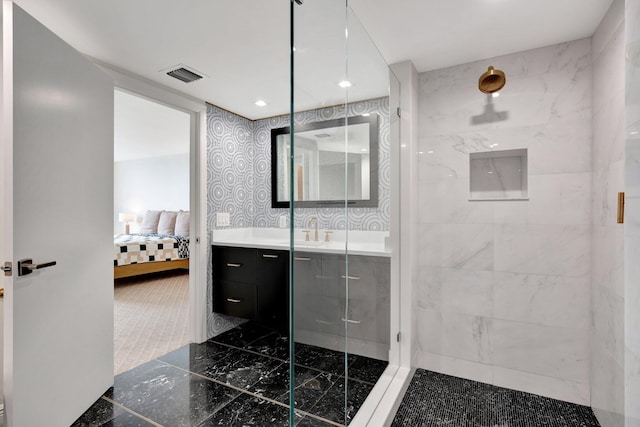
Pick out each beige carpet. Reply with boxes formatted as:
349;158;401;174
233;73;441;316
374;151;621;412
114;270;190;375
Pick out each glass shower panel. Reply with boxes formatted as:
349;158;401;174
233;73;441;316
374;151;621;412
289;1;401;425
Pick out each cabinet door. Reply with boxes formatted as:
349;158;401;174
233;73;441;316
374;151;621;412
256;249;289;330
293;252;322;333
213;246;257;284
215;281;257;320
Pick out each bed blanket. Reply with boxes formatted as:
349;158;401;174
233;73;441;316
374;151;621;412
114;234;189;267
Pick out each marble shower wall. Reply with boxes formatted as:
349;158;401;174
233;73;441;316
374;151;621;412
416;39;593;404
591;1;626;426
625;1;640;425
205;99;390;337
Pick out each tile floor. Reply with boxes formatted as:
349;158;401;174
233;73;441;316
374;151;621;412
73;321;387;427
391;369;601;427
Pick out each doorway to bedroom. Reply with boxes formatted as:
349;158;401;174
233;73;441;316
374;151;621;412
112;89;191;375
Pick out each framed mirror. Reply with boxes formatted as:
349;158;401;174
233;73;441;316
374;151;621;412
271;115;379;208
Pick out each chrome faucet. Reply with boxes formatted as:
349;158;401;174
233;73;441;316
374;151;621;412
308;217;319;242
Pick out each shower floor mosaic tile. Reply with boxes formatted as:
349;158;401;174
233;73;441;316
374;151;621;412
72;321;388;426
391;369;601;427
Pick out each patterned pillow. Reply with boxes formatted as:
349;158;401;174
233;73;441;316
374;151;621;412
158;211;178;235
139;210;161;234
175;210;190;236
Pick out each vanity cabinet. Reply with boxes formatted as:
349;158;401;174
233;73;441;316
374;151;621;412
293;252;390;347
212;246;288;331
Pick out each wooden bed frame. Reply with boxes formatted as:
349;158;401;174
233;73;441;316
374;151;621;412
114;259;189;280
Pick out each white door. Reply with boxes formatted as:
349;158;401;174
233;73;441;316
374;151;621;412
1;2;114;426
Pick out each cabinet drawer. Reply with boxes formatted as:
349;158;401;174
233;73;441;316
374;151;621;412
215;281;257;320
213;246;256;284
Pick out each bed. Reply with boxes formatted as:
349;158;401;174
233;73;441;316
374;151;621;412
113;210;190;279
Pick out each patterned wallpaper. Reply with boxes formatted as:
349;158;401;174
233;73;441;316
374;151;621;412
205;98;390;337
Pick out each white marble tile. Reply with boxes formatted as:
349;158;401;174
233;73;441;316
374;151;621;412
416;223;442;267
492;365;589;406
625;235;640;356
418;176;494;224
494;224;590;277
416;266;443;311
593;160;625;227
441;269;493;318
491;319;589;383
493;272;589;329
416;307;442;355
592;225;624;298
415;351;493;385
493;173;591;225
440;224;493;270
592;0;624;62
626;138;640;198
440;312;492;364
591;334;625;427
593;285;625;363
626;348;640;425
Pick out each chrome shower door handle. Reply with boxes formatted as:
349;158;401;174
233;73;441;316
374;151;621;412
17;258;57;276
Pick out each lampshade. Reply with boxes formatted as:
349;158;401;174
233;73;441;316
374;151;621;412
118;213;135;223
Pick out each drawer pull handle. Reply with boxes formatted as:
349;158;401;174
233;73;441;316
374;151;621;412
226;263;242;268
342;318;361;324
227;298;242;303
340;275;361;280
295;256;312;261
262;254;279;259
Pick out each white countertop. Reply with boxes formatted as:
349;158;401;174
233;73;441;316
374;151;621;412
211;228;391;257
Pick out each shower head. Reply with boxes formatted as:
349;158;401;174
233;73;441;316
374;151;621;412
478;66;506;94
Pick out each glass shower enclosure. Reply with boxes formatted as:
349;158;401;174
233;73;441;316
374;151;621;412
284;1;402;425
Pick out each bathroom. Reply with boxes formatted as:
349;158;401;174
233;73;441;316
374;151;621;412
5;0;639;425
204;0;639;425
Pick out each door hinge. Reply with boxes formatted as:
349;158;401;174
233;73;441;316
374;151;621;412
396;332;401;342
2;262;12;277
396;107;401;118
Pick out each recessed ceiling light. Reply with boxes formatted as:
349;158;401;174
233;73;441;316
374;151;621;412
631;131;639;135
362;113;370;117
427;150;434;154
361;148;368;152
338;80;352;88
255;100;267;107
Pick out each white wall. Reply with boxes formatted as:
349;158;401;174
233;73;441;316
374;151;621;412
113;154;189;234
590;0;626;425
415;39;592;404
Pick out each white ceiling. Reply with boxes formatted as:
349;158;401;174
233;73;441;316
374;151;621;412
114;90;190;162
15;0;613;120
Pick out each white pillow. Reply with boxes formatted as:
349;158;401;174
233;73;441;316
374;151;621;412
139;210;161;234
158;211;178;235
175;210;190;236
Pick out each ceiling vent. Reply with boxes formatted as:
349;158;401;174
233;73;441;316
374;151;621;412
163;64;205;83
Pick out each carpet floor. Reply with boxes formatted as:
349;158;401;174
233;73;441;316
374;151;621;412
114;270;190;375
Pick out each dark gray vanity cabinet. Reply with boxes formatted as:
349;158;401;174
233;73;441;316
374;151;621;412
212;246;288;331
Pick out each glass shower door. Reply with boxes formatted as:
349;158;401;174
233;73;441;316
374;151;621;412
288;1;401;425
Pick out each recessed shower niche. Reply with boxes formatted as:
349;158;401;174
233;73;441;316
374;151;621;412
469;148;528;200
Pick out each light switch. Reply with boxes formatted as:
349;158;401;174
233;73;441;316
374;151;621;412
217;212;230;227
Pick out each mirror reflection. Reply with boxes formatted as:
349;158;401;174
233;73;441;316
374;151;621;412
271;115;378;208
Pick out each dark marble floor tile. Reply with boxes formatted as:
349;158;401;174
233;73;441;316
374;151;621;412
347;354;388;384
308;378;374;425
209;321;276;348
198;394;301;427
158;342;234;373
201;349;284;390
104;359;188;401
248;363;339;412
108;360;240;426
71;397;126;426
294;343;347;376
295;415;337;427
390;369;601;427
244;332;290;360
101;411;157;427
